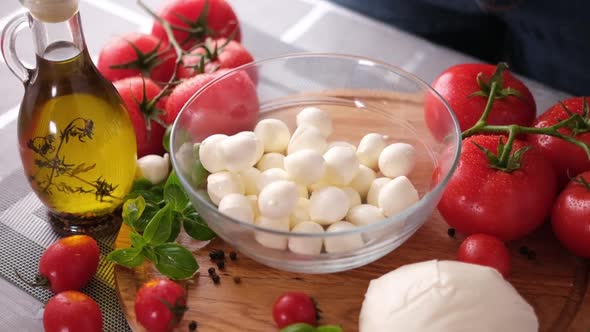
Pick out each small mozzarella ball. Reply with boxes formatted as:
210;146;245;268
254;118;291;153
246;195;260;218
218;193;254;223
199;134;228;173
324;221;364;253
357;133;387;170
289;197;310;228
309;186;349;225
367;177;391;206
207;171;245;205
342;187;362;208
288;221;324;256
350;165;376;200
328;141;356;151
378;176;420;217
347;204;385;227
218;132;262;172
296;107;332;137
238;167;260;196
297;184;309;199
258;180;299;218
287;126;328;155
136;153;170;185
255;216;289;250
323;146;360;186
256;168;289;192
237;131;264;163
378;143;417;178
257;153;285;171
284;149;326;185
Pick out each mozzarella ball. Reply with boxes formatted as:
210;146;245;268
217;132;262;172
218;193;254;223
342;187;362;208
255;216;289;250
357;133;387;170
328;141;356;151
246;195;260;218
323;146;360;186
347;204;385;227
296;107;332;137
206;171;244;205
254;118;291;153
239;131;265;163
359;260;539;332
136;154;170;185
198;134;228;173
258;180;299;218
284;149;326;185
288;221;324;256
367;177;391;206
289;197;310;228
309;186;349;225
324;221;364;253
350;165;376;200
238;167;260;196
256;153;285;171
287;125;328;155
297;184;309;199
256;168;289;192
378;176;420;217
378;143;417;178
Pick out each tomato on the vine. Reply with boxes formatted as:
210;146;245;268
273;292;319;329
457;234;511;277
135;278;188;332
177;38;254;79
43;291;103;332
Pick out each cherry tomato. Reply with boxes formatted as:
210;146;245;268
457;234;511;277
551;171;590;258
135;278;188;332
272;292;318;329
177;38;254;79
43;291;103;332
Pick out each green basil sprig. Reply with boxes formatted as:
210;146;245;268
279;323;343;332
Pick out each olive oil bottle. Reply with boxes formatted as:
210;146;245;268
2;0;137;235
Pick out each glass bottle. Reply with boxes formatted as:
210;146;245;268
1;0;137;235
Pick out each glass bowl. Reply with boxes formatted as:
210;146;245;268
170;53;461;274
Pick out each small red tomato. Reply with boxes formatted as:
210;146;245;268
37;235;99;293
551;171;590;257
457;234;511;277
272;292;319;329
177;38;254;79
135;278;188;332
44;291;103;332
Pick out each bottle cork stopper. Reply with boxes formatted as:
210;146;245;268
21;0;80;23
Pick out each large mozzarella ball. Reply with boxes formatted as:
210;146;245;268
287;126;328;155
198;134;228;173
296;107;332;137
309;186;349;225
238;167;260;196
359;260;539;332
378;176;419;217
254;118;291;153
217;132;262;172
350;165;376;200
289;197;310;228
254;216;289;250
323;146;360;186
357;133;387;170
366;177;390;206
378;143;417;178
284;149;326;185
258;180;299;218
288;221;324;256
324;221;364;253
206;171;245;205
257;153;285;171
218;193;254;223
347;204;385;227
342;187;362;208
256;168;289;192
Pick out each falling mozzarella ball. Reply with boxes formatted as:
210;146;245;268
207;171;245;205
217;132;262;172
218;193;254;223
238;167;260;196
287;125;328;155
256;168;289;192
288;221;324;256
350;165;376;200
366;177;391;206
198;134;228;173
284;149;326;185
257;153;285;171
378;176;420;217
258;180;299;218
309;186;349;225
347;204;385;227
289;197;310;228
296;107;332;137
254;118;291;153
323;146;360;186
357;133;387;170
324;221;364;253
378;143;417;178
255;216;289;250
246;195;260;218
327;141;357;151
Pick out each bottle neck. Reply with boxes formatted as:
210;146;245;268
31;11;85;61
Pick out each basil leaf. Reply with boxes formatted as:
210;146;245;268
192;143;209;188
130;232;147;250
142;245;158;263
182;208;216;241
107;248;144;268
164;183;189;212
128;179;165;204
162;125;172;153
143;204;172;245
166;211;182;243
279;323;316;332
122;196;146;230
316;326;343;332
153;243;198;280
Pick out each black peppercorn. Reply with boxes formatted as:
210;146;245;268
212;274;220;284
519;246;529;256
233;276;241;284
208;267;215;275
229;251;237;261
447;228;456;238
188;320;198;331
216;260;225;270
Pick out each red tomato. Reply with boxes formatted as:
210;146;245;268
97;32;175;83
135;278;188;332
177;38;254;79
527;97;590;188
457;234;511;277
437;135;557;241
425;63;536;139
44;291;103;332
551;171;590;258
37;235;99;293
113;77;167;157
151;0;241;51
272;292;318;328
